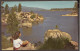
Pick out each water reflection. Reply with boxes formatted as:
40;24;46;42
21;21;44;36
2;11;78;43
21;27;32;36
32;20;44;26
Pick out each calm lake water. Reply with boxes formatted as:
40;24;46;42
2;11;78;43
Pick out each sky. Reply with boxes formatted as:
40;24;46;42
2;1;77;10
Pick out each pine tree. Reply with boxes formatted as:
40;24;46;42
18;3;22;12
1;1;4;13
14;5;17;12
74;2;78;9
74;2;78;13
7;7;19;35
5;4;9;14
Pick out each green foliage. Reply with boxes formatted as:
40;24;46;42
74;2;78;9
1;9;4;13
11;7;15;13
74;2;78;13
7;7;19;35
1;1;4;13
2;35;13;49
13;5;17;12
55;25;58;29
18;3;22;12
5;4;9;14
30;10;34;14
1;13;5;17
39;37;74;50
30;14;36;19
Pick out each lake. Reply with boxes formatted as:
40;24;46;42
1;11;78;43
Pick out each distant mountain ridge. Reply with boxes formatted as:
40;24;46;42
22;6;47;12
8;6;47;12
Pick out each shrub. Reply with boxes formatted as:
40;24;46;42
2;35;13;49
39;37;74;50
1;14;6;17
30;10;34;14
30;14;35;19
55;25;58;29
7;7;19;35
4;4;9;14
18;3;22;12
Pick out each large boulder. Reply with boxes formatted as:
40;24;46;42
29;18;34;22
1;18;7;24
62;32;72;41
18;43;36;50
5;14;9;17
38;17;44;21
35;19;40;22
44;29;72;41
2;42;36;50
2;47;13;50
21;22;32;28
70;41;78;50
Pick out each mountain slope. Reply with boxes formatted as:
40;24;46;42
7;6;47;12
22;6;47;12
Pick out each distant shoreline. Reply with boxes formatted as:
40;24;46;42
62;14;78;16
62;13;78;16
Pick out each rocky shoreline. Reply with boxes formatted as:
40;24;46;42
44;29;78;50
1;11;44;28
62;12;78;16
2;29;78;50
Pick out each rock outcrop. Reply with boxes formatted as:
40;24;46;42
2;47;13;50
19;22;32;28
2;43;36;50
70;41;78;50
1;11;44;28
44;29;72;41
44;29;78;50
18;43;36;50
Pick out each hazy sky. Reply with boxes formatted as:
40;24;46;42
2;1;77;10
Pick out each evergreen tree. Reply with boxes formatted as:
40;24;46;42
1;1;4;13
11;7;15;13
5;4;9;14
74;2;78;13
14;5;17;12
18;3;22;12
7;7;19;35
74;2;78;9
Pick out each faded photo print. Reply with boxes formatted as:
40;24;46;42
1;1;78;50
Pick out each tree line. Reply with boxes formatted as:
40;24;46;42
50;1;78;12
1;3;22;49
6;3;22;36
1;3;22;36
2;3;22;14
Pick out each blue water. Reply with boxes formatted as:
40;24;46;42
2;11;78;43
